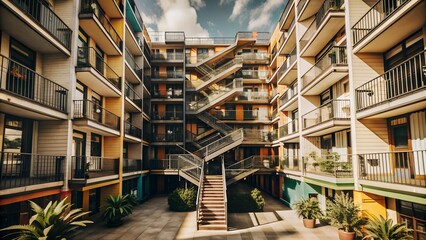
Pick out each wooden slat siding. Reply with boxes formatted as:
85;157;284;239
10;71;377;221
301;136;321;157
110;18;124;39
107;55;123;80
105;97;123;118
128;144;142;159
348;0;378;27
351;53;384;89
54;0;75;28
100;183;120;207
104;136;121;159
356;119;389;154
42;54;71;90
37;120;69;155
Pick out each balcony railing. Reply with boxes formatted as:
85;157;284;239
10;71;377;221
236;70;270;80
279;83;298;107
185;37;234;45
152;111;183;120
123;158;142;173
0;55;68;112
80;0;122;49
301;46;347;89
240;53;270;62
125;48;142;79
0;152;64;190
165;32;185;42
167;71;184;79
151;132;183;142
352;0;409;46
125;82;142;108
143;75;151;90
302;100;350;129
73;100;120;131
152;52;184;61
152;89;183;99
214;110;271;121
281;155;301;171
356;50;426;111
237;91;269;101
272;108;278;119
304;154;353;178
11;0;72;50
124;121;142;139
359;150;426;187
277;48;297;79
77;47;121;91
127;0;143;31
279;119;299;137
297;0;307;15
299;0;345;50
199;58;243;82
278;0;292;28
71;156;118;179
149;159;179;170
143;99;150;114
243;129;273;142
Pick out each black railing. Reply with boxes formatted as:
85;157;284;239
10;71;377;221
125;121;142;139
352;0;409;46
0;152;64;190
143;39;151;60
167;71;184;79
143;99;150;114
11;0;72;50
151;133;183;142
125;82;142;108
77;47;121;91
80;0;122;49
359;150;426;187
302;100;350;129
152;89;183;99
73;100;120;130
0;55;68;112
71;156;118;179
143;75;151;90
152;111;183;120
214;110;271;121
123;158;142;173
356;50;426;111
125;48;142;79
277;48;297;79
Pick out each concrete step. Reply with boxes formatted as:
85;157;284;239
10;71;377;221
200;212;225;217
199;219;227;224
198;224;227;231
199;208;225;212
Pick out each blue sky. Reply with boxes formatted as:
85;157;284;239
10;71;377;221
136;0;286;37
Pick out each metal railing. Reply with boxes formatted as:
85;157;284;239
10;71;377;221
143;75;151;90
236;70;270;80
277;48;297;79
125;49;142;79
214;110;271;121
302;100;350;129
301;46;347;89
279;118;299;137
123;158;142;173
124;121;142;139
80;0;122;49
240;52;270;62
152;89;183;99
199;58;243;82
279;82;298;107
281;155;301;171
243;129;273;142
299;0;345;50
359;150;426;187
167;71;184;79
77;47;121;91
304;154;353;178
0;152;64;190
297;0;307;15
73;99;120;130
197;111;234;134
151;132;183;142
165;32;185;42
143;99;150;114
193;129;244;159
221;159;228;228
352;0;409;46
196;160;205;230
148;159;179;170
185;37;234;45
125;82;142;108
356;50;426;111
0;55;68;112
71;156;118;179
226;155;280;177
152;111;183;120
237;91;270;101
187;79;243;111
152;52;184;61
11;0;72;49
278;0;292;29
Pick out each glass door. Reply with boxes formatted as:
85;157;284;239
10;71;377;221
389;116;413;179
72;131;86;178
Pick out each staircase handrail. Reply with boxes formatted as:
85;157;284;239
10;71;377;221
196;161;205;228
226;156;255;169
175;144;204;164
198;112;233;134
200;57;243;82
193;129;244;159
221;158;228;228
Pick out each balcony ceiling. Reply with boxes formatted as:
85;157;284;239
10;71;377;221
99;0;123;18
277;62;297;85
125;24;143;56
302;66;349;95
125;62;141;84
302;120;350;137
298;0;324;21
73;120;120;136
279;27;296;55
76;68;121;97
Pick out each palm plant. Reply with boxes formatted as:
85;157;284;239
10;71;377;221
0;197;92;239
363;215;413;240
293;197;322;228
102;194;137;227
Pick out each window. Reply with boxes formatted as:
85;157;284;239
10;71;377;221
320;88;333;105
90;133;102;157
321;134;335;154
397;200;426;240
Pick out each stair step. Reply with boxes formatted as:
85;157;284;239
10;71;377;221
200;208;225;212
198;224;227;231
200;212;225;217
202;203;224;207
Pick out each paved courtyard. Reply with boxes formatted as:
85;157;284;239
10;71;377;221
78;183;339;240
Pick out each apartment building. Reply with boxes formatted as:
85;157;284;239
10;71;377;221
0;0;151;229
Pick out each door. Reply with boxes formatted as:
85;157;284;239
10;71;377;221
72;131;86;178
389;116;413;179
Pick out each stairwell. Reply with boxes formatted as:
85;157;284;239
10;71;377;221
198;175;227;230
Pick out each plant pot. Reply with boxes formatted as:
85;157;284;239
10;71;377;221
107;219;123;228
338;229;355;240
303;218;316;228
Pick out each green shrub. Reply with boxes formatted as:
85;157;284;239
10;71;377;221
293;197;322;219
168;187;196;211
251;188;265;211
228;188;265;212
102;194;137;227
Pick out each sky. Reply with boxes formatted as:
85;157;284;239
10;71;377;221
135;0;287;37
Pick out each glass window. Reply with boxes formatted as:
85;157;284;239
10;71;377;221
393;125;409;148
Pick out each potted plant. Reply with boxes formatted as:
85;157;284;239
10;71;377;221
363;215;413;240
102;194;137;227
326;193;368;240
293;197;322;228
0;197;92;239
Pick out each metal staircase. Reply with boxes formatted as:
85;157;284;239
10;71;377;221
225;156;277;186
196;112;233;135
193;129;244;161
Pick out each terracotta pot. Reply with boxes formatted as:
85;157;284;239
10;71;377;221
338;229;355;240
303;218;316;228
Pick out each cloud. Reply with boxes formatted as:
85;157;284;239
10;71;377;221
219;0;232;5
141;12;156;25
207;21;215;27
189;0;205;9
248;0;284;30
156;0;209;37
229;0;250;21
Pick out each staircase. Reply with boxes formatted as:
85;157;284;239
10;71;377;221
198;175;227;230
225;156;277;186
197;112;233;135
193;129;244;161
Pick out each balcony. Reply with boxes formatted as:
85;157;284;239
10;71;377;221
124;121;142;142
299;0;345;57
352;0;425;53
0;55;68;120
279;83;298;111
70;156;119;184
302;100;350;136
303;153;354;184
240;52;270;64
73;99;120;136
1;0;72;54
125;21;143;56
79;0;122;55
277;48;297;85
236;70;270;81
0;152;64;193
271;108;279;122
355;50;426;119
124;82;142;112
358;150;426;191
301;46;348;95
278;119;299;142
76;47;121;97
277;19;296;56
123;158;143;176
143;75;151;91
151;52;184;62
281;155;301;172
151;111;183;122
126;0;143;33
165;32;185;43
151;132;184;144
279;0;295;30
242;129;273;144
125;48;142;83
235;91;270;103
214;110;271;122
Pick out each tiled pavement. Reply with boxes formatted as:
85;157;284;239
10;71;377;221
78;183;339;240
